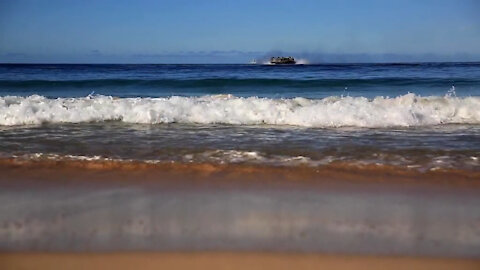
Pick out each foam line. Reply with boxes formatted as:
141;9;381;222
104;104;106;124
1;94;479;127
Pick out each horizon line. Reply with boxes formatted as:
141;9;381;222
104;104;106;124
2;60;480;65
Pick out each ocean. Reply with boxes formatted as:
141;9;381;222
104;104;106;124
0;63;479;172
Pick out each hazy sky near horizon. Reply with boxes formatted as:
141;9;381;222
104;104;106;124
1;0;479;63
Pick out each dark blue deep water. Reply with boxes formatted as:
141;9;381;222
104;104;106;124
1;63;480;98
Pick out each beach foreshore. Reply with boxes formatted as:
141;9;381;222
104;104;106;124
2;252;480;270
1;158;480;188
0;160;479;260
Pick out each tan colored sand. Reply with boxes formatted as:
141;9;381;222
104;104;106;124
1;158;479;190
1;252;479;270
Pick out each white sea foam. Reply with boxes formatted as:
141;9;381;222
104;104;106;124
1;94;479;127
295;58;309;65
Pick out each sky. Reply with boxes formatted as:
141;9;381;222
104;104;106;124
0;0;479;63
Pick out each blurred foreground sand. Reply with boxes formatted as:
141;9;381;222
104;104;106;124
1;161;479;268
2;253;480;270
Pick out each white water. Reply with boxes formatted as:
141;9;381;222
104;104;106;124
1;94;479;127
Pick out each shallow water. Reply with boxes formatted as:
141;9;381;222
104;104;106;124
0;123;479;172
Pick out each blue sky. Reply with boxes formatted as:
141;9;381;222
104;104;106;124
1;0;479;63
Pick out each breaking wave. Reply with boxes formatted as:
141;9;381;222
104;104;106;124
0;93;479;127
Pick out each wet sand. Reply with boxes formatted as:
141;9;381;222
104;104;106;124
1;160;479;268
1;158;480;188
2;253;480;270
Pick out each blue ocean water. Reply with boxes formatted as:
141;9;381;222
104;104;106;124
0;63;479;171
1;63;480;98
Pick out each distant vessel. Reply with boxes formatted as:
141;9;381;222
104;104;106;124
270;56;296;65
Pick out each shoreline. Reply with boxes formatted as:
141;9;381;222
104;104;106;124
1;158;479;189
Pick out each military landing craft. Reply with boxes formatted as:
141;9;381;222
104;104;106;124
269;56;296;64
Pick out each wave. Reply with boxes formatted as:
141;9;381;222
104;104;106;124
4;148;479;172
0;77;478;89
0;94;479;127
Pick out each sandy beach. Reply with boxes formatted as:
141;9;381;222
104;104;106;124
2;252;480;270
1;161;479;260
